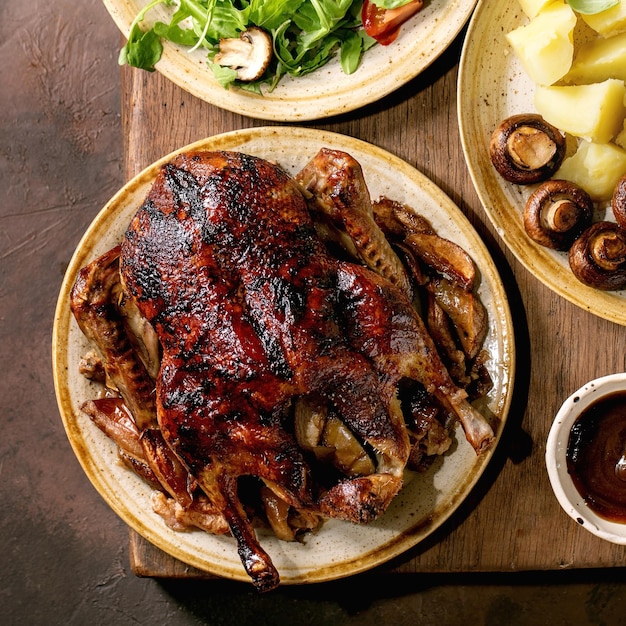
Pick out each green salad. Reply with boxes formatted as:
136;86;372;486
120;0;620;94
120;0;389;93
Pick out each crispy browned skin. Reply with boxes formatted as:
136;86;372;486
296;148;413;298
119;151;413;591
110;148;498;591
70;246;156;431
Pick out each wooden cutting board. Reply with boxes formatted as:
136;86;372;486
120;40;626;578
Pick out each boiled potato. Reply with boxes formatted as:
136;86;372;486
555;140;626;201
534;79;626;143
506;1;577;85
617;121;626;150
517;0;555;18
581;1;626;37
565;31;626;83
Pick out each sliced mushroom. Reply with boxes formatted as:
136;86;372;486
612;174;626;230
141;427;196;508
490;114;566;184
372;196;476;290
523;180;594;250
393;240;428;288
294;396;327;451
214;27;272;82
294;396;375;477
260;486;296;542
404;232;476;291
372;196;433;237
321;415;376;477
569;221;626;290
426;291;468;386
426;277;488;360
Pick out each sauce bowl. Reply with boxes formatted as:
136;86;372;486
546;373;626;545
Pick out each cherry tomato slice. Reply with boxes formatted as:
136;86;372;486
361;0;424;45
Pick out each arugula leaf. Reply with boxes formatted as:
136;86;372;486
293;0;357;47
209;61;239;87
119;0;171;71
153;21;199;47
179;0;245;43
340;29;365;74
566;0;620;14
248;0;306;31
119;24;163;71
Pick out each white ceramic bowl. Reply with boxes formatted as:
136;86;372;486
546;373;626;544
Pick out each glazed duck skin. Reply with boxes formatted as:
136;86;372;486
120;151;415;590
71;148;495;592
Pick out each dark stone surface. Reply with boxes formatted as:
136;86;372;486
3;0;626;623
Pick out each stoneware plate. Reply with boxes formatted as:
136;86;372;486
458;0;626;325
53;127;514;586
102;0;478;121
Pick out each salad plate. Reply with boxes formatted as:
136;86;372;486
53;127;514;585
458;0;626;325
102;0;478;121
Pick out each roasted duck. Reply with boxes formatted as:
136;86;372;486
70;149;495;591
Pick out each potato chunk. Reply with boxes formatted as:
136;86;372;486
582;1;626;37
517;0;554;18
565;32;626;84
506;1;577;86
534;79;626;143
555;140;626;201
617;121;626;150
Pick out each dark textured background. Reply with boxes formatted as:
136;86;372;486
3;0;626;623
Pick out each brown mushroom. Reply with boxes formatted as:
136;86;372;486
490;114;566;184
611;174;626;230
404;232;476;291
214;27;272;82
569;221;626;290
523;180;594;250
426;277;488;360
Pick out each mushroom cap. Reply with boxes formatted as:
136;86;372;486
612;174;626;230
214;26;272;82
569;221;626;291
490;114;566;185
523;179;593;250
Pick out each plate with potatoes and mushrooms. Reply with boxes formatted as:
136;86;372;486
458;0;626;324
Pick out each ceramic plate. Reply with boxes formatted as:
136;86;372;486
458;0;626;325
53;127;514;585
102;0;477;121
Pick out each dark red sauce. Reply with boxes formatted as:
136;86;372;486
566;390;626;523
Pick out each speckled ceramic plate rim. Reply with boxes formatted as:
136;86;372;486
53;127;515;585
102;0;478;121
457;0;626;325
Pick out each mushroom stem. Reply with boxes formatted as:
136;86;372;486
541;199;582;233
589;228;626;272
